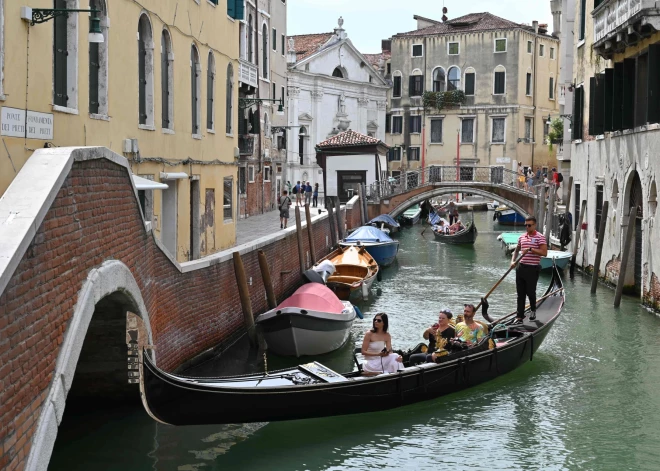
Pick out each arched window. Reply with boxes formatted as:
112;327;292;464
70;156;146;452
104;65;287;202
248;15;253;63
447;66;461;91
226;64;234;134
89;0;108;116
262;24;269;78
137;13;154;126
161;29;173;129
432;67;446;92
494;65;506;95
392;70;402;97
191;45;201;135
207;52;215;131
299;126;307;165
332;67;344;78
54;0;79;109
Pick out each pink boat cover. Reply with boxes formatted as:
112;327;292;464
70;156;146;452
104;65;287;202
276;283;345;314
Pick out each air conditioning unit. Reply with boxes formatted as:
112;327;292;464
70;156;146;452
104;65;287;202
123;138;139;153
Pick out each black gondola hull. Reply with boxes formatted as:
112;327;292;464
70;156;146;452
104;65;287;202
432;223;478;244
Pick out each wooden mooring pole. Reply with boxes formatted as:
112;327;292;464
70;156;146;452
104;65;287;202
358;184;367;226
545;185;556;242
614;207;639;307
305;204;317;265
258;250;277;309
232;251;257;347
335;196;345;241
538;185;546;231
295;206;306;274
570;199;588;278
326;197;338;247
590;201;609;294
565;176;574;210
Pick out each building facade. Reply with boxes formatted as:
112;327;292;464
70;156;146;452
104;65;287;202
567;0;660;307
237;0;287;218
286;18;389;201
384;13;560;178
0;0;241;262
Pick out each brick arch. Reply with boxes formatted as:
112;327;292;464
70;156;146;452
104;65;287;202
25;260;151;471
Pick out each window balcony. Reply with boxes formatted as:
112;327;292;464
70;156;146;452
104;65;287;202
239;135;255;156
593;0;660;58
239;59;258;91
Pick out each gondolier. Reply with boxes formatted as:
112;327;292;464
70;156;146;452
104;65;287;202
511;216;547;322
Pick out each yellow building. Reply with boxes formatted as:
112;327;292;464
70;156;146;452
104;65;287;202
0;0;241;261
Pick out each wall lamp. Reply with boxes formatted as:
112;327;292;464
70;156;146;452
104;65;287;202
239;97;285;115
545;114;573;125
21;6;104;43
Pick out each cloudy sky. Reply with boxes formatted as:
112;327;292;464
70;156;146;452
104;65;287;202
287;0;555;53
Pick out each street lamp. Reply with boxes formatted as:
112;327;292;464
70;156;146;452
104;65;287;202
21;6;104;43
239;97;285;115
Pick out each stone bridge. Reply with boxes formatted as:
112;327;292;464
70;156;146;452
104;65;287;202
365;166;537;220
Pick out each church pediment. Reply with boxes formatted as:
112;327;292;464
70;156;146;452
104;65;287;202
367;120;379;130
298;112;313;122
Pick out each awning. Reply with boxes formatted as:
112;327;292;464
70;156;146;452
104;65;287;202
132;175;169;190
160;172;189;180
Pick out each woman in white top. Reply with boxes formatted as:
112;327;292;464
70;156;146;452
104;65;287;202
361;313;403;374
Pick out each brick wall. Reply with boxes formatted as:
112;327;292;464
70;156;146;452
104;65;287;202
244;169;275;217
0;158;359;470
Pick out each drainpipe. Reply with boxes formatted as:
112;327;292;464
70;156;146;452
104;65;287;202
421;37;427;182
532;21;539;170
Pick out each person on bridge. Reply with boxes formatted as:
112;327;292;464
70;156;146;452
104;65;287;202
510;216;548;322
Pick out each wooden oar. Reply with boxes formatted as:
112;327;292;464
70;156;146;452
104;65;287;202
488;287;564;325
474;248;531;312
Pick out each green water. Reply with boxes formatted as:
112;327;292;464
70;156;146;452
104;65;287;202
49;212;660;471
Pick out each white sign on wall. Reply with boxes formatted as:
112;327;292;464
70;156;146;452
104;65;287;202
1;107;54;140
496;157;511;164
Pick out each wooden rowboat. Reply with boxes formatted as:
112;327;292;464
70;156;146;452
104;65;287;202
314;245;378;300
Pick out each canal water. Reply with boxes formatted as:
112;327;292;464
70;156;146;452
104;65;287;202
49;212;660;471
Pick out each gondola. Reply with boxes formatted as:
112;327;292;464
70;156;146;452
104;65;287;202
432;221;478;244
139;267;564;426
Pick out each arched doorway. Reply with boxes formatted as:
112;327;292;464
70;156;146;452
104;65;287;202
626;171;644;294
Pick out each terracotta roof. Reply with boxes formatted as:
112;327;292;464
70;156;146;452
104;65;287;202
394;12;529;38
287;33;334;61
363;51;391;68
317;130;382;149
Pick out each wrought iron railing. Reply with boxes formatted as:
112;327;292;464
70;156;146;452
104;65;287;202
366;166;531;202
238;135;255;156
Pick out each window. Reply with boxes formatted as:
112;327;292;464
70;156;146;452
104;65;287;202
191;45;201;135
281;85;285;102
494;67;506;95
539;44;545;57
161;30;173;129
281;34;285;55
392;116;403;134
226;64;234;134
572;85;584;140
409;74;424;97
388;148;401;161
89;0;108;116
247;15;253;62
227;0;245;20
207;52;215;130
264;166;271;182
447;66;460;91
527;40;533;54
526;72;532;96
332;67;344;78
248;165;255;182
412;44;423;57
430;119;443;143
525;118;532;141
393;73;402;97
272;82;276;102
272;28;277;50
464;71;475;96
408;147;420;161
595;185;604;238
495;38;507;53
223;177;233;221
239;167;247;194
262;24;269;78
461;118;474;143
137;14;154;126
574;184;581;230
579;0;586;41
409;115;421;133
433;67;446;92
298;127;307;165
550;47;555;59
385;113;391;133
448;42;459;55
54;0;79;110
386;63;391;75
491;117;505;143
549;76;555;100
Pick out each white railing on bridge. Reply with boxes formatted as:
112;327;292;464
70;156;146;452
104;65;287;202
366;166;531;202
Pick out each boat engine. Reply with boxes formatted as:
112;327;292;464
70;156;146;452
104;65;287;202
313;260;336;283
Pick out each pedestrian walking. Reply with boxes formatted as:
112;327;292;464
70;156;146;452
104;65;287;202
279;190;292;229
312;183;319;208
293;181;302;206
304;181;313;206
510;216;548;322
286;180;292;194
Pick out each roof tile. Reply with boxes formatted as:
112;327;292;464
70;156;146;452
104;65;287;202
317;130;382;149
394;12;543;38
287;33;334;61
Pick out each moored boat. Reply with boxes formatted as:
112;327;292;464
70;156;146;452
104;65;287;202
255;284;356;357
314;245;378;300
497;232;524;253
340;226;399;267
493;206;526;225
497;233;572;270
400;204;422;226
367;214;400;234
139;268;565;426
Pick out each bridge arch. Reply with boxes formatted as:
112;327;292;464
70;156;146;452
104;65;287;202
26;260;152;471
388;186;531;219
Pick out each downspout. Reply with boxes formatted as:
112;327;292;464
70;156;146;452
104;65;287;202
421;37;427;182
532;21;539;170
255;15;263;214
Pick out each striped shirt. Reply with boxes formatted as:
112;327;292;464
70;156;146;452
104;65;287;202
517;231;547;266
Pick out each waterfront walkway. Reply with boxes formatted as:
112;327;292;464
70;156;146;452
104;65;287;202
236;203;328;247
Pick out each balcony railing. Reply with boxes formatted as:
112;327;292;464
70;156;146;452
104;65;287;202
239;59;258;89
593;0;657;56
239;135;255;156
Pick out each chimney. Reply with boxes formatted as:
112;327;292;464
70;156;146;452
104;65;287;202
533;20;539;34
550;0;562;35
381;39;392;52
287;37;297;65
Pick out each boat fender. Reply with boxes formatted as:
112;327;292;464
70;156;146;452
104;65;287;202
353;305;364;319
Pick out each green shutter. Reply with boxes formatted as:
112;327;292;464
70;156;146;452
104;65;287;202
54;0;68;107
622;58;636;130
648;44;660;124
588;77;596;136
191;50;199;134
234;0;245;20
465;73;475;95
603;69;614;132
161;35;170;128
409;76;415;97
593;76;604;135
207;65;214;130
227;0;235;18
612;62;624;131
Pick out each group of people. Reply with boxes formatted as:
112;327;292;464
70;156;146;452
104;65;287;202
517;164;563;192
435;219;465;235
279;181;320;230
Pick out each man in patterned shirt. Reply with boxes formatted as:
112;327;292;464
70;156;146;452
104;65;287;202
510;216;548;322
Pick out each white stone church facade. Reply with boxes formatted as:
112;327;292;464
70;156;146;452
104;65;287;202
286;19;389;198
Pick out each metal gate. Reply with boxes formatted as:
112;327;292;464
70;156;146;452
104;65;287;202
629;173;644;294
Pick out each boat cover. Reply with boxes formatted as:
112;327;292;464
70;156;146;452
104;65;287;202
368;214;400;228
276;284;345;314
499;232;524;245
344;226;394;243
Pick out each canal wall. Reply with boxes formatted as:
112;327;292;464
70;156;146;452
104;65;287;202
0;147;360;471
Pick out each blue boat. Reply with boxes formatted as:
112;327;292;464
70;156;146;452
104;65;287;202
339;226;400;267
367;214;400;234
493;206;526;225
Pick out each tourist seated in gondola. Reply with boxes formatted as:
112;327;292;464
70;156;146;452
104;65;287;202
409;309;456;366
434;220;450;234
455;304;487;346
361;313;403;374
448;220;464;234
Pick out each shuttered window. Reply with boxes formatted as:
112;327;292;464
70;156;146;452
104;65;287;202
138;22;147;125
392;116;402;134
393;76;402;97
54;0;68;107
461;118;474;143
494;71;505;94
227;0;244;20
589;76;604;136
595;185;604;239
161;32;171;129
409;75;424;97
635;53;649;127
526;73;532;95
388;148;401;161
549;77;555;99
408;147;420;161
430;119;443;143
262;25;268;79
648;44;660;124
612;62;624;131
385;114;391;133
572;86;584;140
89;40;99;114
622;58;636;129
409;115;421;133
492;118;505;143
574;184;581;230
465;73;475;96
207;54;215;130
603;68;614;132
191;47;200;134
226;64;233;134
